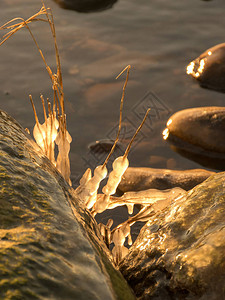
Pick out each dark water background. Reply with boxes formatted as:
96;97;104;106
0;0;225;185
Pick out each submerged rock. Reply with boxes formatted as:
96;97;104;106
88;139;123;154
53;0;117;12
0;110;134;299
120;171;225;300
163;106;225;170
186;43;225;93
118;167;214;193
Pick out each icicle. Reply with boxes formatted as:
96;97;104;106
93;194;110;214
55;124;72;185
107;218;113;229
98;219;113;248
33;122;46;151
128;233;132;246
102;156;129;196
86;190;97;210
79;168;92;186
126;204;134;215
99;223;106;237
106;187;186;209
86;165;108;195
75;165;107;208
111;223;131;264
31;95;59;166
121;223;130;238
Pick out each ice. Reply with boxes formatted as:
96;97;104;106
88;165;108;193
128;234;132;246
102;156;129;196
75;165;108;207
118;187;185;206
98;219;113;247
86;190;97;209
111;224;131;264
94;194;110;214
79;168;92;186
55;127;72;185
33;115;59;165
33;122;46;150
127;204;134;215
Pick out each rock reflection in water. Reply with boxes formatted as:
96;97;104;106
53;0;118;12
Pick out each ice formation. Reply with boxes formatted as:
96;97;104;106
55;119;72;185
0;4;187;265
102;186;185;263
32;98;59;166
111;224;131;264
102;156;129;196
75;165;108;207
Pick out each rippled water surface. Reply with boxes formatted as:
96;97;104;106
0;0;225;184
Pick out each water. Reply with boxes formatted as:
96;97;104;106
0;0;225;185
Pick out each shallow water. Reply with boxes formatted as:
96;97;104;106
0;0;225;185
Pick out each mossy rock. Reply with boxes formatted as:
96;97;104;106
120;171;225;299
0;110;135;300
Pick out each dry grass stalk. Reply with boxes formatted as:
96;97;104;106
0;1;71;185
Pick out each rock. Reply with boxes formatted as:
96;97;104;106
186;43;225;93
118;167;214;193
119;171;225;300
0;110;135;299
163;106;225;170
53;0;117;12
88;139;124;155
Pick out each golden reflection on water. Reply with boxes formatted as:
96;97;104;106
162;128;169;140
186;61;195;75
186;57;206;78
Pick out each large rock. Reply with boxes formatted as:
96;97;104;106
0;110;134;299
119;172;225;300
53;0;117;12
118;167;214;193
164;106;225;170
186;43;225;93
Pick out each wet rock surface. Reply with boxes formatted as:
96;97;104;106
164;106;225;170
53;0;117;12
119;171;225;300
118;167;214;193
0;110;134;300
187;43;225;93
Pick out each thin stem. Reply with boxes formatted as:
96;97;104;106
102;65;131;168
123;108;151;158
29;94;47;153
41;0;65;116
40;95;48;123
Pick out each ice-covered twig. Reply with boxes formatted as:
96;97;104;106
98;219;113;248
92;109;151;216
75;165;108;207
75;66;131;207
107;186;185;264
55;116;72;185
106;186;185;212
111;223;131;264
103;65;130;168
30;95;59;167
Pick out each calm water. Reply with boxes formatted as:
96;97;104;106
0;0;225;185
